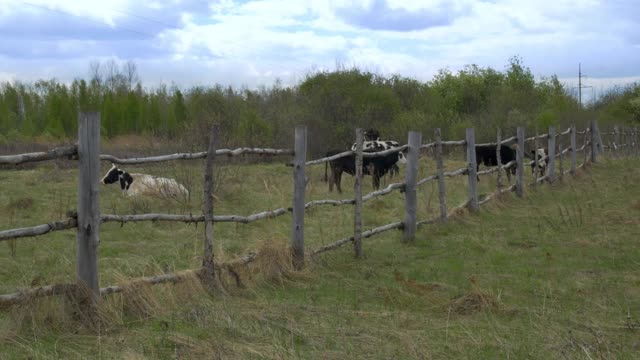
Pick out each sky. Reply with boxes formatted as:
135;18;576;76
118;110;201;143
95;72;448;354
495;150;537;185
0;0;638;102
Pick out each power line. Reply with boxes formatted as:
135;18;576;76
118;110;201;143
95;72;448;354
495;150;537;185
20;1;157;39
576;63;592;108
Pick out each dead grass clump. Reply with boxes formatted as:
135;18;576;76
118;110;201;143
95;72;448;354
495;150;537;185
1;284;122;338
118;282;164;320
228;240;305;287
448;277;502;315
448;289;501;315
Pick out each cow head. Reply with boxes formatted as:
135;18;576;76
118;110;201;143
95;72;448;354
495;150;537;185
101;164;134;190
364;128;381;141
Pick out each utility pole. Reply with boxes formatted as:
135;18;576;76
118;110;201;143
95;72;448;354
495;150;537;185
577;63;592;108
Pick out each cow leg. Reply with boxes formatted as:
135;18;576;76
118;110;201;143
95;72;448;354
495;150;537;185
336;170;343;193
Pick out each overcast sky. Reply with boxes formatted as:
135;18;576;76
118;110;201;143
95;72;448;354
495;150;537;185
0;0;638;102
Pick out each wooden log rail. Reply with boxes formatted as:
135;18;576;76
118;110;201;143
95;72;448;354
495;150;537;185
101;147;294;165
304;144;409;167
421;139;466;149
443;167;468;178
478;184;517;205
557;127;572;137
477;160;516;176
101;209;289;224
1;208;290;242
524;133;549;142
475;136;518;147
311;221;404;256
303;182;406;209
0;218;77;242
0;144;78;165
416;174;438;186
0;251;260;307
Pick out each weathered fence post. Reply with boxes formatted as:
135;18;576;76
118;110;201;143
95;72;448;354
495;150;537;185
202;125;217;284
570;125;577;176
532;128;539;189
558;135;564;181
353;128;364;258
291;125;307;269
583;129;589;166
76;112;101;306
626;127;632;157
516;127;525;197
403;131;421;242
547;126;556;183
590;121;597;162
435;128;447;223
496;128;503;192
633;127;640;157
613;125;620;156
466;128;479;212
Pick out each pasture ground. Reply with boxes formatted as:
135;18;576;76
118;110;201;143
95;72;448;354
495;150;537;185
1;151;639;359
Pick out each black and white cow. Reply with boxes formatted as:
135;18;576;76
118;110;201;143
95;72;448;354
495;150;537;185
324;148;405;193
101;164;189;199
350;139;406;178
474;144;517;181
530;148;547;176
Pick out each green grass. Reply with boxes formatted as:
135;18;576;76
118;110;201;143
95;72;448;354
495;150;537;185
1;155;639;359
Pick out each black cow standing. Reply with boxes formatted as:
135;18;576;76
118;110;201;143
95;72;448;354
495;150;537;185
474;144;517;181
324;150;402;193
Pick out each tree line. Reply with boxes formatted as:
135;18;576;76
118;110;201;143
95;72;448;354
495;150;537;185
1;57;638;156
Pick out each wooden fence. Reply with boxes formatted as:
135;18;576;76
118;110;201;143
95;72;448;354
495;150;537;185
1;112;636;310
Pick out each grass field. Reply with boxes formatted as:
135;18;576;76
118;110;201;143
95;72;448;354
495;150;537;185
1;150;639;359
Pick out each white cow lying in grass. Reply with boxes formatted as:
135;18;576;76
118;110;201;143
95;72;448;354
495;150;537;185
101;164;189;199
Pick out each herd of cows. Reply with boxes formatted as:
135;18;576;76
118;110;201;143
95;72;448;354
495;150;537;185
323;129;549;193
99;128;549;198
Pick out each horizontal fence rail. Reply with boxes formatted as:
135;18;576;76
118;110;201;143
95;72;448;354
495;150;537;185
0;144;78;165
0;219;78;242
475;136;518;147
421;139;466;149
102;147;294;165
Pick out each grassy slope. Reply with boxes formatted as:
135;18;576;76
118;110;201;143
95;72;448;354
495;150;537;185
1;156;639;359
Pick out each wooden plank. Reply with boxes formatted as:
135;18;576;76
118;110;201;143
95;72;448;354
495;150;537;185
516;127;525;197
203;125;216;278
570;125;577;176
0;144;78;165
403;131;422;242
496;128;503;192
353;128;364;258
435;128;447;223
547;126;556;183
76;112;101;304
291;125;307;269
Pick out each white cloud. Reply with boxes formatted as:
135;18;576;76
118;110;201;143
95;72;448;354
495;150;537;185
0;0;637;90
